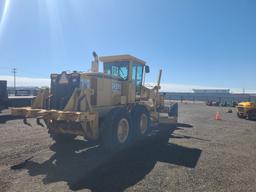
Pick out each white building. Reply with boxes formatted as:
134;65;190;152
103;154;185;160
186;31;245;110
192;89;230;94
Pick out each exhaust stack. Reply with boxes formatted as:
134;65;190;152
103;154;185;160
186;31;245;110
91;51;99;72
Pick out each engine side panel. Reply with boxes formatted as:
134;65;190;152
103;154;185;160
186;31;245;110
80;73;122;106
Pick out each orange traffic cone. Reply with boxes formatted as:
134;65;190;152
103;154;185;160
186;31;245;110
215;111;222;120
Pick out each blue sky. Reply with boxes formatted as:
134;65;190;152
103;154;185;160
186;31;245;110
0;0;256;92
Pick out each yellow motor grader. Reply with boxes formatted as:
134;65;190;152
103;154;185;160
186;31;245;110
11;53;178;152
236;101;256;120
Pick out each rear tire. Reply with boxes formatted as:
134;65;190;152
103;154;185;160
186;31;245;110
131;105;152;139
101;107;133;152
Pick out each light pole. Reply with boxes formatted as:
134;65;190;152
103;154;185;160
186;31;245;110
12;68;16;95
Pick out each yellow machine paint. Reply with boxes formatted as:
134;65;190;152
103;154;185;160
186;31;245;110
11;53;178;152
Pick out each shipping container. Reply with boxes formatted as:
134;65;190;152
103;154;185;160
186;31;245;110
0;80;8;110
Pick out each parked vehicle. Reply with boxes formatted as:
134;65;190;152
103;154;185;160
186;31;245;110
236;101;256;120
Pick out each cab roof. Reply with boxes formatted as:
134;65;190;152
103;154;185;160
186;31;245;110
99;55;146;65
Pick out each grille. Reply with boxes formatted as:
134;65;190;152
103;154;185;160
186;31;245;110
50;72;80;110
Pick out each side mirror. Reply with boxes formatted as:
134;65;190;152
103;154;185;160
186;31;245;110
145;65;150;73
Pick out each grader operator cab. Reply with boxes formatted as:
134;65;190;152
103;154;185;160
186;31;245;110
11;53;178;152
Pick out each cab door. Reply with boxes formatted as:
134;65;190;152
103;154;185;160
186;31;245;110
132;63;144;95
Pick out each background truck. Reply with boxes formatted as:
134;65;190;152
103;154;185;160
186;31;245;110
0;80;8;111
236;101;256;120
11;53;178;152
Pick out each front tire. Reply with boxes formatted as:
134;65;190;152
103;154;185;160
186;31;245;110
131;105;152;139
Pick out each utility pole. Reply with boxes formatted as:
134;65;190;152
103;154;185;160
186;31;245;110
12;68;16;95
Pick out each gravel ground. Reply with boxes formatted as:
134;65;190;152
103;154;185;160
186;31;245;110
0;103;256;192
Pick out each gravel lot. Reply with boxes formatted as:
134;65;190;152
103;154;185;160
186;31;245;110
0;103;256;192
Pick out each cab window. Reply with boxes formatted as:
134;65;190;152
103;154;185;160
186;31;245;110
104;61;129;80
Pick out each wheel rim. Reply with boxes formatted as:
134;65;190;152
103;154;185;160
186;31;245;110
117;118;129;143
140;113;148;135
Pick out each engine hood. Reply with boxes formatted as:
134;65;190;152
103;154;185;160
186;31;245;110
238;102;256;108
